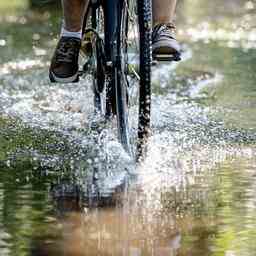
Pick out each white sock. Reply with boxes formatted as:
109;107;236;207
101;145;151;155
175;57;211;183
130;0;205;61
61;25;82;40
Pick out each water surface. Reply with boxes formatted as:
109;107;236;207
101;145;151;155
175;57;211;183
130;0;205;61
0;0;256;255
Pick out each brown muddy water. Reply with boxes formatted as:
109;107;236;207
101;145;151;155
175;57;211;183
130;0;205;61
1;0;256;255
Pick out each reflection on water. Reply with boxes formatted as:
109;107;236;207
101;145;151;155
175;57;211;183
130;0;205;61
32;149;256;256
0;0;256;255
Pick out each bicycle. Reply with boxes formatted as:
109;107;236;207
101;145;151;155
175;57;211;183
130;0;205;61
80;0;152;161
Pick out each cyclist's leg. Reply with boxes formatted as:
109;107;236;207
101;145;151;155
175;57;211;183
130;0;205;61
49;0;89;83
153;0;177;26
62;0;88;32
152;0;181;58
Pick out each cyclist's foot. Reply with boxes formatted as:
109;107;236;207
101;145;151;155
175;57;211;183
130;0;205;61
49;37;81;83
152;23;181;61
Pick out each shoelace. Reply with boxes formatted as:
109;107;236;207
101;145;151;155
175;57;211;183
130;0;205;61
153;23;176;41
56;39;80;63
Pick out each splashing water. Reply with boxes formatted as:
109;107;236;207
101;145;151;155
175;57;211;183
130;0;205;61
1;0;256;255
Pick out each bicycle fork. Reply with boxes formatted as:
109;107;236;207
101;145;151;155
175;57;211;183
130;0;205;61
103;0;132;154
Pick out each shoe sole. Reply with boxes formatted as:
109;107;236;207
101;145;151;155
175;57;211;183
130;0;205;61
153;52;181;62
152;42;181;62
49;71;79;83
152;38;180;51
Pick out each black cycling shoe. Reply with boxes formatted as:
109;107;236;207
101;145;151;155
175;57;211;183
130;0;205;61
152;23;181;61
49;37;81;83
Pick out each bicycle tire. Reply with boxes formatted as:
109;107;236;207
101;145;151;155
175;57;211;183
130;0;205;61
136;0;152;160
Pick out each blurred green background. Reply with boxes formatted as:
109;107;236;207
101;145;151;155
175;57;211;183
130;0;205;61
0;0;59;11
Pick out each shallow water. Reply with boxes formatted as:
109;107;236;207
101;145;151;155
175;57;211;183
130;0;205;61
0;0;256;255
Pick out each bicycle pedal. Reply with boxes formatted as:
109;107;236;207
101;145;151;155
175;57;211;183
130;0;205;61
153;53;181;62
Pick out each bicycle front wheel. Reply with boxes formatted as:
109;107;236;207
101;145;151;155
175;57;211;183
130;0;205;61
136;0;152;159
116;0;152;159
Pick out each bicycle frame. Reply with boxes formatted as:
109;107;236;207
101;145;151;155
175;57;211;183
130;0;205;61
84;0;152;158
84;0;126;73
102;0;124;62
103;0;127;118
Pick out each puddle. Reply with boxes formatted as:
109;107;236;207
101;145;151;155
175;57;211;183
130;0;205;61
0;0;256;255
